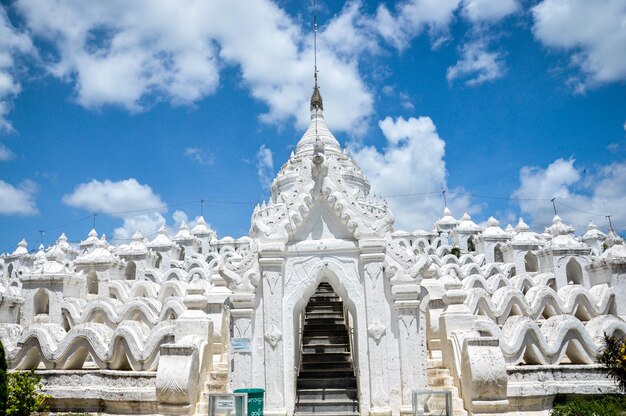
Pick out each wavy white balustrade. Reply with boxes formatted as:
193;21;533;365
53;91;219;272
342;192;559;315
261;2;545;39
474;315;626;365
428;250;485;268
466;284;615;324
1;320;175;371
61;297;185;329
462;274;511;293
437;261;512;281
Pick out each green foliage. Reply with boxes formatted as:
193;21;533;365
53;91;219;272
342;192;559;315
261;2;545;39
596;334;626;393
0;340;7;416
6;369;50;416
451;246;461;258
550;395;626;416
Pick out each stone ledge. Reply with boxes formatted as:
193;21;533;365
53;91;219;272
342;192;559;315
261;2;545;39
37;369;157;414
506;364;620;411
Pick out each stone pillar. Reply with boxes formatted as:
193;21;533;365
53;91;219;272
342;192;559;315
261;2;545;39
259;243;286;415
157;275;213;415
360;239;391;416
392;284;426;413
460;338;509;414
228;293;255;390
439;280;476;383
156;344;201;415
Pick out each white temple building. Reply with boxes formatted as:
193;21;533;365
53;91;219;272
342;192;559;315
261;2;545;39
1;85;626;416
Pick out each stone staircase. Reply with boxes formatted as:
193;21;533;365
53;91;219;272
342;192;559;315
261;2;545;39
295;282;360;416
425;350;468;416
195;343;229;415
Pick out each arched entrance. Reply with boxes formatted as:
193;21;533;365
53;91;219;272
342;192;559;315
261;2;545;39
566;258;583;285
295;282;359;414
524;252;538;273
282;260;371;416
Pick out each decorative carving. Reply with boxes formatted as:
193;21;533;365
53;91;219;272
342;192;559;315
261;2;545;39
157;376;186;402
219;242;260;293
368;320;386;344
264;324;282;349
250;153;394;242
265;271;280;295
233;319;251;338
365;263;382;288
399;314;416;337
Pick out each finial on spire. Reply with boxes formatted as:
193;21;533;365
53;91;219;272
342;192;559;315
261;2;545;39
311;84;323;111
310;0;323;112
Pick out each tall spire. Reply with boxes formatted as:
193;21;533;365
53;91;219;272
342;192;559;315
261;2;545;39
310;0;323;112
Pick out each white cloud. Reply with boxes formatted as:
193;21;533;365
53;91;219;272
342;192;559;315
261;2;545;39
0;142;15;160
374;0;461;50
513;158;626;231
112;212;166;242
172;210;188;227
62;178;170;242
532;0;626;91
607;142;622;153
13;0;373;134
185;147;214;165
445;0;517;88
462;0;519;23
0;179;37;215
320;1;380;58
351;116;475;231
447;38;505;85
256;144;274;191
112;209;195;243
63;178;165;215
0;6;34;131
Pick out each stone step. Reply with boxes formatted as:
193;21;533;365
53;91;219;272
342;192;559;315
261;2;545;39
301;361;354;370
427;368;451;378
295;412;359;416
306;310;344;318
297;377;357;389
304;319;346;327
417;395;467;416
299;368;356;379
427;376;454;388
210;370;228;381
302;343;350;353
302;333;347;341
295;398;359;413
306;302;342;308
309;295;340;301
303;326;347;334
305;308;344;315
306;299;342;306
309;292;338;297
301;352;352;363
428;358;443;369
296;387;358;401
303;336;350;346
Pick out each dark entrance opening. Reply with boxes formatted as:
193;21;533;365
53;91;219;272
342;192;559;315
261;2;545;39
295;282;359;415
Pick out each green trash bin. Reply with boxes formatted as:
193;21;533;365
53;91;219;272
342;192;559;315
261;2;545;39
234;388;264;416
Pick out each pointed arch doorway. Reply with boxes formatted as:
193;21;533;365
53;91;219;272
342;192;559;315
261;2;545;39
295;282;359;414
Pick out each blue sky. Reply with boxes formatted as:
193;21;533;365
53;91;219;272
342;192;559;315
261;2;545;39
0;0;625;252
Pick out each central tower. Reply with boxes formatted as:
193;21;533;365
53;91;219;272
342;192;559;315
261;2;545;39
221;82;430;415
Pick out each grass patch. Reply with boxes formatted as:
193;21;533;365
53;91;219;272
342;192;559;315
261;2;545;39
551;395;626;416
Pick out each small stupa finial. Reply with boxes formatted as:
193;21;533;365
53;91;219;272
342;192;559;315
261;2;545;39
310;81;323;112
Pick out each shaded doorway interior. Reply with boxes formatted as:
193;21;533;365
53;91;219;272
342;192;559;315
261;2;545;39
295;282;360;415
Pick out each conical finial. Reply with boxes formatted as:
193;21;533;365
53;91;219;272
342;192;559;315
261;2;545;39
310;83;323;111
